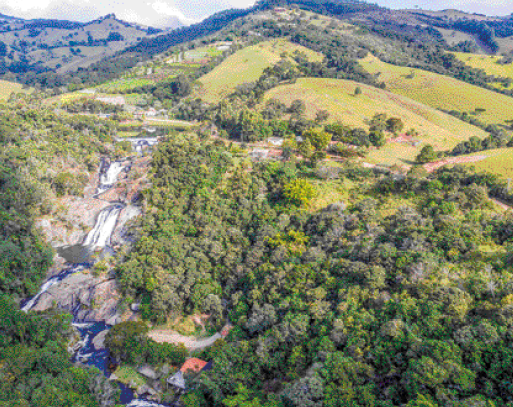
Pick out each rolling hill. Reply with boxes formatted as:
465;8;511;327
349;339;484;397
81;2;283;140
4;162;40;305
459;148;513;179
0;14;159;73
452;51;513;89
0;79;31;99
360;54;513;126
195;39;324;104
263;77;488;165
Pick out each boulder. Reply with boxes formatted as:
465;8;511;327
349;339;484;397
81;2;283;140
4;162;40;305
325;201;346;213
31;273;122;323
92;330;109;350
138;365;159;380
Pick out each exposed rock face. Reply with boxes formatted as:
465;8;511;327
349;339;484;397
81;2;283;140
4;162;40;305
36;198;111;249
92;329;109;350
30;272;122;323
111;205;142;247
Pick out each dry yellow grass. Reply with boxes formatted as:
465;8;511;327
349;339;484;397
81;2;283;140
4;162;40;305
360;54;513;126
0;80;31;100
461;148;513;179
452;52;513;89
196;39;323;104
264;77;487;165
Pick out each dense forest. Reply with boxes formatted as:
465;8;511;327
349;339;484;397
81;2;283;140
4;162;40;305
4;1;513;406
116;134;513;407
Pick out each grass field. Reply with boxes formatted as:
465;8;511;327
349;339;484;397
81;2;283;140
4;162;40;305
264;77;487;165
96;78;156;92
461;148;513;179
0;80;31;100
452;52;513;89
436;28;480;49
360;54;513;126
196;39;324;104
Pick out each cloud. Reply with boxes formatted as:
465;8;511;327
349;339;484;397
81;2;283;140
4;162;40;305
1;0;509;27
0;0;257;26
374;0;512;16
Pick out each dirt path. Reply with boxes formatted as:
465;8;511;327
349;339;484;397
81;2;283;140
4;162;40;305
491;198;513;211
423;155;488;173
148;324;232;350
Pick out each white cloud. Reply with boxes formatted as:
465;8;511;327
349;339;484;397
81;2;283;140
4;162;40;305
0;0;510;27
150;1;198;24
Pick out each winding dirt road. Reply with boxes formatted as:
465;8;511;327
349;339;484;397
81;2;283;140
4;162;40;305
148;324;232;350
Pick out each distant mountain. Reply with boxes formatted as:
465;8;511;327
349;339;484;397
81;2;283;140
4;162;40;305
0;13;162;74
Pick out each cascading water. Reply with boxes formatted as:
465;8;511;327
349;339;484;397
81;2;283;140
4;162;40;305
21;264;86;312
97;161;126;195
83;205;124;249
21;153;168;406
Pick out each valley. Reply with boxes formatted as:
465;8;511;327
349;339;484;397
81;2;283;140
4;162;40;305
4;1;513;407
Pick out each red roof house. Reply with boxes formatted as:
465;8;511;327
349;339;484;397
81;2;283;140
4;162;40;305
180;358;208;374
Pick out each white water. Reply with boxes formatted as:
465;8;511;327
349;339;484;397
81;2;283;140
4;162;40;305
22;277;60;311
22;265;85;312
97;161;126;195
126;401;169;407
73;322;95;329
83;205;123;249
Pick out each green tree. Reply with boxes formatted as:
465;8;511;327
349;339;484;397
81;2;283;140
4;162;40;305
283;178;317;206
304;127;332;151
415;145;439;164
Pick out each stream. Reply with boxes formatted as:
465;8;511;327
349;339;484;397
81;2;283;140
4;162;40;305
22;139;167;407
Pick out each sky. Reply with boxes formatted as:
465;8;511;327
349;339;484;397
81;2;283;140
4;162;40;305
0;0;511;27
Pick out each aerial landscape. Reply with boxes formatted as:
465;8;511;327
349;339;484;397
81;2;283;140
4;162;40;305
4;0;513;406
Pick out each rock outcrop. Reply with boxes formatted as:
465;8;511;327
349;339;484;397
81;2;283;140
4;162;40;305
30;272;124;323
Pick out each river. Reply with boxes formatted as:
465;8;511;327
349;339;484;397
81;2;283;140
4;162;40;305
22;139;167;407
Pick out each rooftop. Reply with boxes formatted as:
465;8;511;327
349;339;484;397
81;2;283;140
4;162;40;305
180;358;208;374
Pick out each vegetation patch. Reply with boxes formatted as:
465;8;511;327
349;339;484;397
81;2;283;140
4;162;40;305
114;365;147;388
264;77;487;165
360;54;513;126
196;39;323;104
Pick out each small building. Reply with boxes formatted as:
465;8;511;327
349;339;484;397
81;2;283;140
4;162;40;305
181;358;208;374
250;148;269;160
267;137;284;147
167;358;211;392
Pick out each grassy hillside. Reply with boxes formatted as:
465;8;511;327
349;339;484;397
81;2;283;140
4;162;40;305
461;148;513;179
452;52;513;89
196;39;324;104
0;15;153;73
360;54;513;126
436;28;482;50
264;77;487;165
0;80;30;100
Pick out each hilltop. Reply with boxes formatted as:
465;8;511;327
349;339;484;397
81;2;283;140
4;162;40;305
0;13;165;74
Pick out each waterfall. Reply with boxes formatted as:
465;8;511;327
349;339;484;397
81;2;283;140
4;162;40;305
22;141;167;406
97;161;126;195
21;265;85;312
126;401;170;407
83;205;123;249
